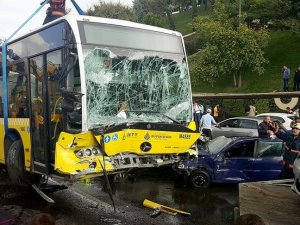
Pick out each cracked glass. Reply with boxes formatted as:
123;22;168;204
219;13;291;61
80;23;192;129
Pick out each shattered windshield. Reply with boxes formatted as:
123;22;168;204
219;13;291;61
207;136;233;154
79;23;192;129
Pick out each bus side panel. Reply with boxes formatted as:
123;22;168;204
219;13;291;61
0;118;31;169
0;119;4;164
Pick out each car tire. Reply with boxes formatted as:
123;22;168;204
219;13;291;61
6;140;31;186
189;169;211;188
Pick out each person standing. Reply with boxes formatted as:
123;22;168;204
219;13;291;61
200;109;217;140
199;102;204;119
286;107;293;114
193;102;201;131
245;104;256;116
42;0;66;25
258;116;276;139
274;121;300;178
213;104;219;122
294;67;300;91
282;65;291;92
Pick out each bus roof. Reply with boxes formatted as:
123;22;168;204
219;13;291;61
7;15;183;45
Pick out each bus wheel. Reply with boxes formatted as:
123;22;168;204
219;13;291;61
6;140;30;186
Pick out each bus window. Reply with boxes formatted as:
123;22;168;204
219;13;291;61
47;50;63;160
30;55;46;163
8;60;28;118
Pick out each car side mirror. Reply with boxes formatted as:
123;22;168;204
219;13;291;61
216;154;225;162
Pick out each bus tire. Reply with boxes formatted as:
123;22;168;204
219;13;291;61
6;140;30;186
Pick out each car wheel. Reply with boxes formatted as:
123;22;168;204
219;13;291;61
189;169;211;188
6;140;31;186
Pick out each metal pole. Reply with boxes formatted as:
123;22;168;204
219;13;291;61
70;0;85;15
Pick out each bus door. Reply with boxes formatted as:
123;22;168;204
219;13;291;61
30;55;48;173
29;50;63;174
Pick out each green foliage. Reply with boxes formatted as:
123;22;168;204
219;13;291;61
133;0;149;22
191;31;300;94
244;0;292;24
144;12;168;27
192;0;198;19
133;0;175;29
189;0;270;88
87;1;133;21
222;99;245;117
254;99;270;114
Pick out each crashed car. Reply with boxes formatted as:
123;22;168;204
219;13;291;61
292;156;300;196
175;136;285;188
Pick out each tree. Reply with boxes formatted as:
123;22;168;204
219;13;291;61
87;2;133;21
144;12;168;27
244;0;292;25
133;0;150;22
189;0;270;88
133;0;176;30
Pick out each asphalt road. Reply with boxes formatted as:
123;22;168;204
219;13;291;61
0;167;238;225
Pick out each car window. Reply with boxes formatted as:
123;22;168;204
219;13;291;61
207;136;233;154
257;140;283;157
220;119;240;128
257;115;285;123
287;115;296;120
225;141;255;158
239;119;258;129
270;116;285;123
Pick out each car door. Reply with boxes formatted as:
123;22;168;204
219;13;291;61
250;140;284;181
211;118;241;138
238;119;259;137
213;140;256;183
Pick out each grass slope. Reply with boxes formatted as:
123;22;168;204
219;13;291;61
190;31;300;93
172;6;211;35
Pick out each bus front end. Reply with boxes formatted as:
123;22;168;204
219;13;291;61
54;17;200;179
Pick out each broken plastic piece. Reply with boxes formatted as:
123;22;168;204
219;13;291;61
143;199;191;216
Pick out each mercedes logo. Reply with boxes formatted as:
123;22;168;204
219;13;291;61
140;142;152;152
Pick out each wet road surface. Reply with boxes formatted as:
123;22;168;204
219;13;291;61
0;167;238;225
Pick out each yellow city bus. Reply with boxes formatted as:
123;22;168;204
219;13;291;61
0;15;199;186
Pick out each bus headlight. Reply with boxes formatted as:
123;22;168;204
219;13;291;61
75;147;102;158
85;149;92;156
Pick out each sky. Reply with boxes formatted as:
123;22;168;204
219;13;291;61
0;0;133;40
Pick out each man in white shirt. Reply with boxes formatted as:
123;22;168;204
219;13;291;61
193;102;201;131
200;108;217;140
117;102;127;119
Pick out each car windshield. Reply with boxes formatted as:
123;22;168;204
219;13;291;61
207;136;233;154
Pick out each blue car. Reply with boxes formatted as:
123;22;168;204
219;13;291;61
175;136;285;188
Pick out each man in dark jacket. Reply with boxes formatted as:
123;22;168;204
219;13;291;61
41;0;66;25
294;67;300;91
275;122;300;178
258;116;276;139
